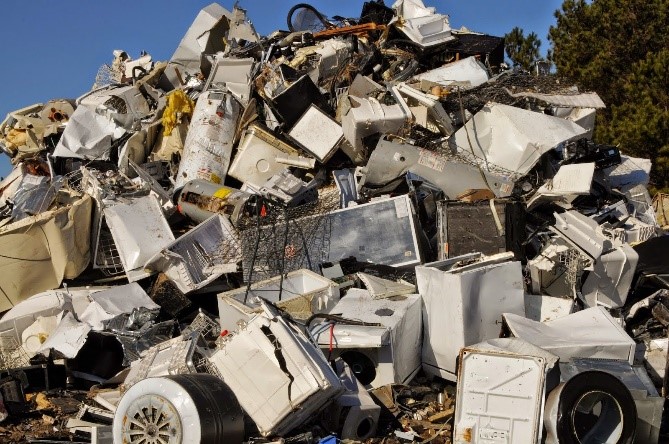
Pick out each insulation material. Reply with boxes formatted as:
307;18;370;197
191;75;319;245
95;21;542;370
0;193;92;311
161;90;195;137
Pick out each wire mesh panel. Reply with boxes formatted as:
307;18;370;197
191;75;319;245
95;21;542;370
0;336;30;371
238;187;340;283
557;248;592;291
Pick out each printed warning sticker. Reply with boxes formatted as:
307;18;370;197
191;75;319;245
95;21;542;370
417;148;446;172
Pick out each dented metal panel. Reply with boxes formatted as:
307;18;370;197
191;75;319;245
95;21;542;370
103;195;175;282
503;307;636;364
450;102;588;176
455;339;558;444
209;303;344;437
417;258;525;381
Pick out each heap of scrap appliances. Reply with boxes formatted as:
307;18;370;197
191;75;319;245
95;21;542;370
0;1;668;443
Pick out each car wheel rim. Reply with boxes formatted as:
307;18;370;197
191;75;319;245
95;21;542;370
121;394;183;444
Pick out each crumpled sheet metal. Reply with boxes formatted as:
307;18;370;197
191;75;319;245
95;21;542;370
414;56;490;89
364;137;515;198
158;3;232;91
0;193;92;312
0;1;665;441
145;214;242;294
38;312;91;359
53;105;126;160
450;102;588;176
503;306;637;364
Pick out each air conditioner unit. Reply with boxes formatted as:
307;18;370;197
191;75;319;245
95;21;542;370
311;289;422;389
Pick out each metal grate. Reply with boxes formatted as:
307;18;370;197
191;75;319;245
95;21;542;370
182;312;220;339
94;219;124;276
237;187;340;283
93;64;115;89
557;248;592;290
0;336;30;371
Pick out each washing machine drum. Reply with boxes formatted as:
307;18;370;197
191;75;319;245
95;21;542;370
113;374;245;444
544;370;636;444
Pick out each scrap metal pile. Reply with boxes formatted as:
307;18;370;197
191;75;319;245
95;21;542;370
0;1;668;443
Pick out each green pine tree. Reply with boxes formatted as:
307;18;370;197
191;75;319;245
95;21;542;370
549;0;669;191
504;27;542;71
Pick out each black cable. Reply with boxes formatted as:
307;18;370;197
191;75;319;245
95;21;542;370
305;313;382;329
243;196;264;304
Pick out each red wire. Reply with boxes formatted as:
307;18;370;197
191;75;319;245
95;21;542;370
329;323;334;353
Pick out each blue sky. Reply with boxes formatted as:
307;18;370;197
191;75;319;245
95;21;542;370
0;0;563;177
